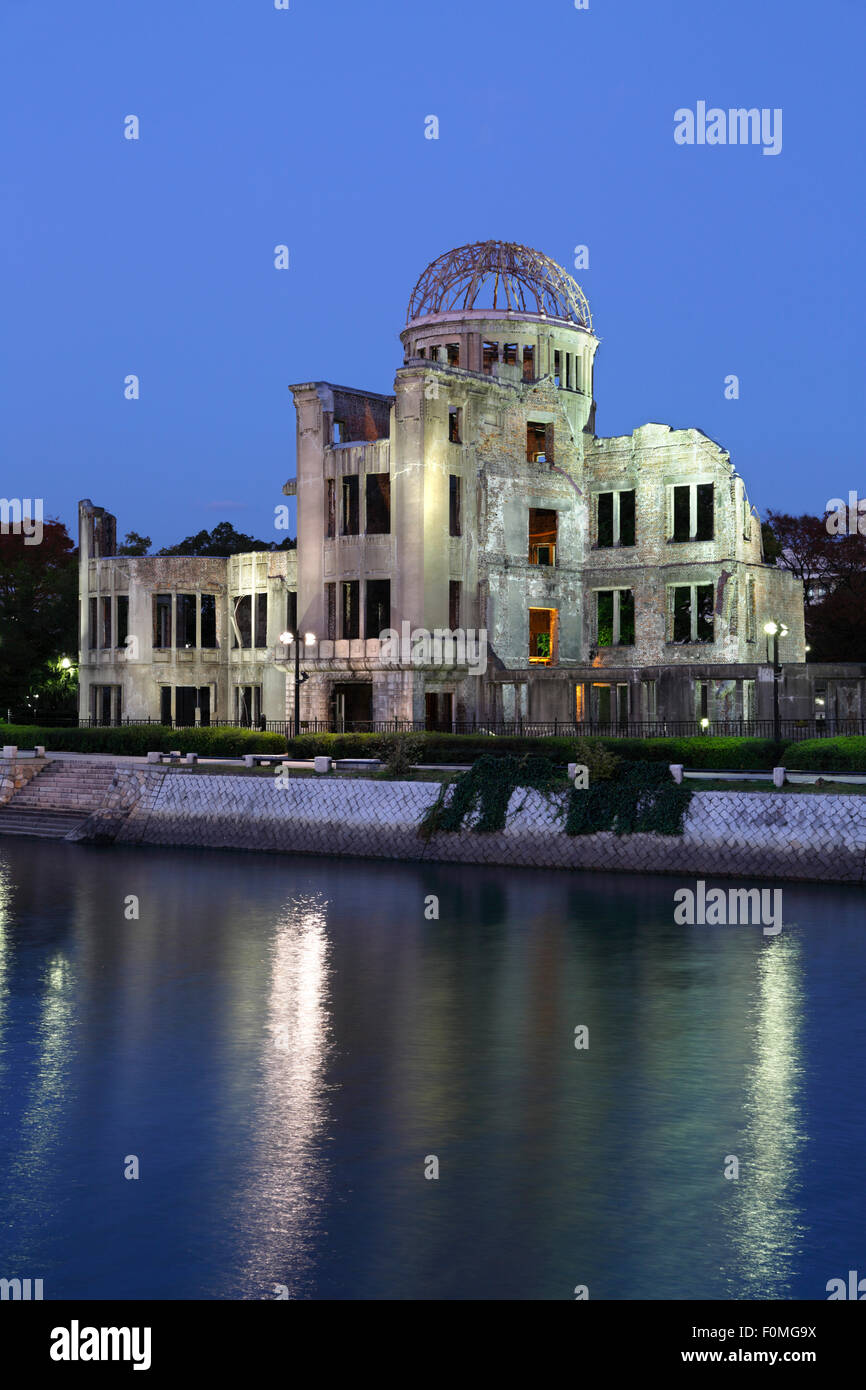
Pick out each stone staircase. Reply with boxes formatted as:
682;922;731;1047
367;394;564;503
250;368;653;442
0;760;118;839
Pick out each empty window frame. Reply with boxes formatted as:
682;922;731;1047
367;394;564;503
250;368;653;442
341;580;360;640
529;607;557;664
671;582;715;643
449;579;461;630
746;575;756;642
504;343;518;365
522;345;535;382
177;593;196;648
593;683;629;725
365;579;390;639
529;508;557;565
325;582;336;640
482;341;498;375
116;595;129;649
526;421;549;463
325;478;336;539
235;685;261;727
101;596;112;649
448;406;462;444
286;590;297;637
153;593;172;649
88;596;98;650
160;686;172;725
200;594;217;648
671;483;714;542
341;476;359;535
446;342;460;366
596;490;636;548
596;589;635;647
254;593;268;647
332;420;346;444
233;594;252;649
365;473;390;534
553;350;561;387
449;475;462;537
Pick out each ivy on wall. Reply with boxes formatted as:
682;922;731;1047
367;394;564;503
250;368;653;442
419;755;692;839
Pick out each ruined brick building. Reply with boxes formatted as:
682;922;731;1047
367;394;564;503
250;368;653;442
80;240;859;732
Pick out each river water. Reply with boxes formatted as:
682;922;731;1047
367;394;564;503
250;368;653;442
0;837;863;1300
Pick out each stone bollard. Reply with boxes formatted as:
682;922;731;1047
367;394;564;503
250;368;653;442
183;752;198;765
34;745;45;757
2;745;17;758
243;754;255;768
670;764;684;785
567;762;577;782
147;751;162;763
772;766;786;788
313;756;332;774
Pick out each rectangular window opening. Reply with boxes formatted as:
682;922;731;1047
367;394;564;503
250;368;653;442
529;607;556;664
449;579;461;630
529;507;557;565
446;342;460;366
201;594;217;648
254;592;268;647
448;406;462;444
341;580;359;640
177;593;196;649
325;478;336;539
365;472;391;534
365;578;390;639
116;595;129;649
341;475;359;535
153;593;172;650
449;475;462;537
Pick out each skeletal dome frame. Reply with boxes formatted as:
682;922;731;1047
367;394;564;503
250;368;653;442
406;240;592;330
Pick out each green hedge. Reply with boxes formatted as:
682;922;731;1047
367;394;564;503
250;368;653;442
781;737;866;771
286;730;784;769
596;736;784;770
0;724;287;756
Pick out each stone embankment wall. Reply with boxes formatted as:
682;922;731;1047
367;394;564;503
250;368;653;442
52;764;866;883
0;756;45;804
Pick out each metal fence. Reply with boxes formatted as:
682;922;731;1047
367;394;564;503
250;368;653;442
4;714;864;741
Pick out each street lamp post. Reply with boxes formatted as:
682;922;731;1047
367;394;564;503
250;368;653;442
279;629;316;739
763;620;789;745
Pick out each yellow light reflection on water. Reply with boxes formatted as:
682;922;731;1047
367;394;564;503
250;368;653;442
235;893;332;1298
727;934;806;1298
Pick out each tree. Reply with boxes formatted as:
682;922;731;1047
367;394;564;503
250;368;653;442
117;530;151;555
157;521;295;556
0;520;79;715
763;510;866;661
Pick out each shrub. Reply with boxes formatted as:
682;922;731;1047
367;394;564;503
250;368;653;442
596;736;782;770
375;734;426;779
0;724;286;756
569;737;620;781
781;736;866;771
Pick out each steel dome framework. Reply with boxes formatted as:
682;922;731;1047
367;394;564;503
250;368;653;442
406;240;592;331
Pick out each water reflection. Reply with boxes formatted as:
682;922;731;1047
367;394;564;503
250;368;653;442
233;893;332;1298
726;934;806;1298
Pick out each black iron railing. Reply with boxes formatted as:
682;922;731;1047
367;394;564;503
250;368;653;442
4;715;863;741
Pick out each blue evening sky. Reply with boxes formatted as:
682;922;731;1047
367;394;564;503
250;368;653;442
2;0;862;550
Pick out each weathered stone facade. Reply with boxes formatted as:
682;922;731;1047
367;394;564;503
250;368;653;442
79;240;852;731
